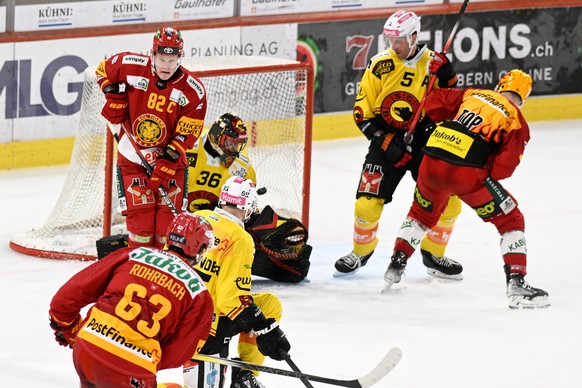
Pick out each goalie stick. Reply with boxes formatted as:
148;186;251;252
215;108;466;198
194;347;402;388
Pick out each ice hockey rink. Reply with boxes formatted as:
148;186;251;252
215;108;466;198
1;118;581;387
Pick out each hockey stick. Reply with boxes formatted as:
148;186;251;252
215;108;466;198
280;351;315;388
108;123;179;217
404;0;470;143
194;347;402;388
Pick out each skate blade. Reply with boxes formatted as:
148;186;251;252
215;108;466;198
508;295;550;310
381;281;395;294
426;268;463;281
333;268;359;278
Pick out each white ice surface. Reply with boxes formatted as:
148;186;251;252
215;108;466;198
1;119;581;387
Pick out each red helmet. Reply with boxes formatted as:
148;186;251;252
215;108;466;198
153;27;184;57
166;212;214;265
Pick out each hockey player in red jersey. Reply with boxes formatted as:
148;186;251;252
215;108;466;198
334;10;464;280
184;176;292;388
49;212;215;387
383;69;550;309
96;27;207;249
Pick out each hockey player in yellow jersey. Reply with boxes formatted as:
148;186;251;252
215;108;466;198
186;113;256;213
187;113;312;284
183;176;291;388
334;10;464;278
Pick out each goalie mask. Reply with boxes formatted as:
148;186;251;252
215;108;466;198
495;69;532;107
166;212;214;266
208;113;249;168
218;176;258;222
151;27;184;80
383;10;421;59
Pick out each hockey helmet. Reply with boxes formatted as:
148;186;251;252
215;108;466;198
495;69;533;106
153;27;184;57
383;10;421;47
208;113;249;168
166;212;214;266
218;176;258;222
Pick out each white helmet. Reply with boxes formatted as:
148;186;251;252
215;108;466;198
383;10;421;47
218;176;258;222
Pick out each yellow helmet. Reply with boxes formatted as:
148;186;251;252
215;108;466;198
495;69;532;104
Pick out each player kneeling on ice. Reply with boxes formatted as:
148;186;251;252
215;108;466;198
49;212;215;387
382;69;549;309
184;176;291;388
186;112;311;283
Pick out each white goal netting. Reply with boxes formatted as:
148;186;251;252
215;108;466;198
10;56;313;260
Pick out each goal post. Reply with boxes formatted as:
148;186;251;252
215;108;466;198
10;56;314;261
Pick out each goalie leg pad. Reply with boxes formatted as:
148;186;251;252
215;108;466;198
251;244;312;283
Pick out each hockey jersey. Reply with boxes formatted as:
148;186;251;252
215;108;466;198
194;208;256;337
354;44;439;132
423;88;530;181
49;247;213;376
186;132;256;212
96;52;207;166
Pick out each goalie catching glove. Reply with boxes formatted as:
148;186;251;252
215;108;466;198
246;206;311;283
49;313;82;349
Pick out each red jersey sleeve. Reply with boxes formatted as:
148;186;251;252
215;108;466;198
424;88;466;123
489;111;530;181
49;247;132;324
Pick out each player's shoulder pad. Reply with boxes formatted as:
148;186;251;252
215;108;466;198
120;53;149;67
370;54;396;78
186;74;206;100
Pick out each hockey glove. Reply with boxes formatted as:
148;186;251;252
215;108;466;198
147;144;183;191
101;83;128;124
372;132;413;168
147;158;178;191
49;313;82;349
429;52;458;88
254;318;291;361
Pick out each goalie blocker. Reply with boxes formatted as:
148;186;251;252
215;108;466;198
96;205;311;283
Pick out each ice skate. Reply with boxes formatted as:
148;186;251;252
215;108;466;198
381;251;408;293
231;361;266;388
506;273;550;309
421;249;463;280
333;251;373;277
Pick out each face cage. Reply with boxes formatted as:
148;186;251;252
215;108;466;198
218;135;248;167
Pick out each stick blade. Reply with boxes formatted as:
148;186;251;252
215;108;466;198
357;347;402;388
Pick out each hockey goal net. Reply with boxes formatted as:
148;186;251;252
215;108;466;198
10;56;313;261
